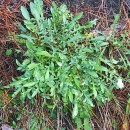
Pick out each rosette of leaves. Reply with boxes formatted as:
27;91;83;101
4;0;120;129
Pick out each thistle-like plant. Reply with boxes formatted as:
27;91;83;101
4;0;122;129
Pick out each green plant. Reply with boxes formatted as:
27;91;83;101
5;49;12;56
3;0;123;129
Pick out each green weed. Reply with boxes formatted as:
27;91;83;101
2;0;129;129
